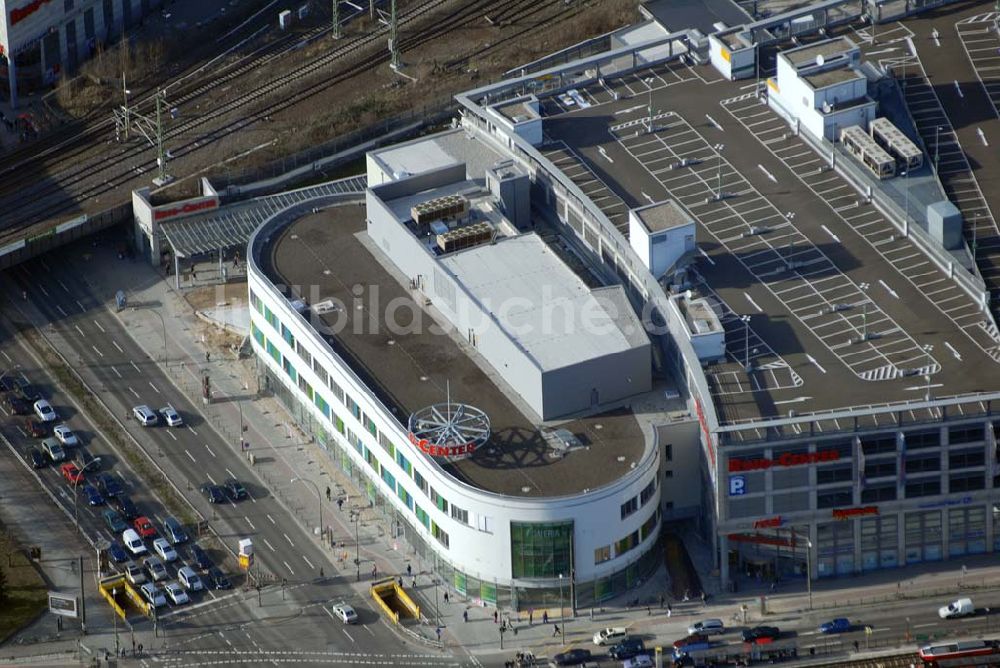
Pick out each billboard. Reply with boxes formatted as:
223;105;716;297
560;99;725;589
47;592;78;618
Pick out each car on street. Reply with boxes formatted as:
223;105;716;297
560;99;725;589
122;529;147;556
160;405;183;427
686;619;725;636
6;395;30;415
108;542;129;564
24;419;46;438
741;626;781;643
164;581;189;605
140;582;166;608
125;561;146;585
331;603;358;624
188;544;212;570
673;634;709;649
133;516;156;538
33;399;57;422
177;566;204;591
144;556;168;582
103;509;128;533
60;462;84;485
939;598;975;619
819;618;851;634
96;472;123;498
623;656;654;668
27;447;47;469
225;478;248;501
609;637;646;660
113;495;139;521
548;649;592;666
201;484;226;504
206;566;231;590
132;405;158;426
153;538;178;562
82;484;104;506
41;438;65;462
53;424;79;446
163;517;188;544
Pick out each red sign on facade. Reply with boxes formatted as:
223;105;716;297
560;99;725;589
832;505;878;520
728;449;840;473
694;398;716;469
10;0;53;25
153;197;219;222
752;516;783;529
407;431;476;458
728;533;795;548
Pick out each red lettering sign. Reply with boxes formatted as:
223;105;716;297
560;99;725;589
727;533;794;548
694;398;715;469
832;505;878;520
153;198;219;222
407;431;476;458
728;449;840;473
752;516;783;529
10;0;53;25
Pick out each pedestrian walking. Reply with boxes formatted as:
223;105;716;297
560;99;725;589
701;591;707;605
371;565;377;578
659;594;665;609
444;591;450;603
647;605;651;615
494;610;499;624
552;624;559;637
326;486;331;501
529;609;534;625
407;564;412;576
132;639;136;655
138;643;143;657
542;611;549;625
436;627;442;641
853;640;859;653
463;610;469;623
205;351;211;363
667;603;672;618
337;498;344;510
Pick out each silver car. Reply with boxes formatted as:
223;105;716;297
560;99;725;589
132;405;158;426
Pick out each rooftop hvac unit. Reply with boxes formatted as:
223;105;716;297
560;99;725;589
436;222;494;253
411;194;469;225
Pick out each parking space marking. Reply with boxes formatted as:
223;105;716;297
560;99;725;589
245;516;256;531
185;449;196;463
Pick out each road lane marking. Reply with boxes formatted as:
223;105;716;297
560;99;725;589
944;341;961;360
267;514;276;525
187;426;198;436
225;468;236;479
757;164;777;183
283;560;296;576
94;321;105;333
699;247;716;265
167;431;177;441
205;444;216;458
263;537;276;551
130;361;141;373
806;354;827;374
746;294;763;312
39;285;50;297
878;279;899;298
75;325;85;337
283;533;294;547
185;449;196;463
128;387;140;399
56;304;67;317
111;367;122;378
914;622;936;628
303;555;315;569
342;628;355;643
1;351;10;362
821;224;841;242
706;113;723;131
245;516;256;530
91;345;103;358
76;300;86;312
57;279;70;292
113;341;124;354
978;127;989;146
207;473;218;485
149;381;160;393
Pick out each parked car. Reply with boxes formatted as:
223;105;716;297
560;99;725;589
0;375;18;393
623;656;654;668
144;556;168;582
133;516;156;538
18;383;41;402
96;472;124;498
160;405;183;427
177;566;204;591
60;462;84;485
24;419;46;438
103;509;128;533
113;495;139;521
6;395;30;415
741;626;781;643
939;598;975;619
125;561;146;586
53;424;79;446
27;447;47;469
225;478;248;501
819;618;851;634
132;405;158;426
140;582;166;608
206;566;231;590
153;538;178;562
33;399;57;422
108;542;129;564
548;649;591;666
163;517;188;544
188;544;212;570
609;637;646;660
164;581;189;605
673;634;709;649
122;529;146;556
201;484;226;504
331;603;358;624
41;438;65;462
82;484;104;506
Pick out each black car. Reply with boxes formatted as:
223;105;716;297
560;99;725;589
188;544;212;570
550;649;591;666
6;395;30;415
741;626;781;643
96;472;124;498
201;484;226;504
108;541;129;564
113;494;139;520
18;384;41;402
0;375;18;393
27;447;47;469
609;637;646;660
224;478;247;501
206;566;231;589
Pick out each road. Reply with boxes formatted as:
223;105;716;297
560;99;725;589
1;251;455;665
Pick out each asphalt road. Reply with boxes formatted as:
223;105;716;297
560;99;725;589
1;250;455;665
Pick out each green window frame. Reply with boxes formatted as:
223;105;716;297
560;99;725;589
509;521;574;579
381;467;396;491
281;323;295;347
265;340;281;364
315;394;330;419
396;451;411;475
415;504;430;529
282;356;296;383
264;305;279;330
333;415;345;435
397;485;413;510
251;321;265;347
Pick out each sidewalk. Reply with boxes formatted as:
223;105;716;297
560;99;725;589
73;244;1000;660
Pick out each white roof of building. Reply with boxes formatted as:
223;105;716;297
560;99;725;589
441;234;647;371
370;129;507;183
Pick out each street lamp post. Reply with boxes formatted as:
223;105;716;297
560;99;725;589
784;212;796;267
923;345;935;401
351;510;361;581
740;315;752;372
934;126;942;172
558;573;566;645
805;538;813;610
74;458;104;531
645;77;655;133
858;282;870;342
290;477;323;549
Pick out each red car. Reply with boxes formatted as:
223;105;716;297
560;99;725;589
133;516;156;538
673;633;709;649
25;419;47;438
60;462;84;485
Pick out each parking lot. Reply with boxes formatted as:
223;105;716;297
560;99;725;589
609;111;938;382
720;91;1000;363
955;12;1000;119
541;141;630;232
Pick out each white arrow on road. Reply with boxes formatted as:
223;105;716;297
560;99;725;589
978;127;989;146
821;225;841;242
878;279;899;298
757;164;777;183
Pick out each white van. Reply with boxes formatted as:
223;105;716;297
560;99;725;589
938;598;974;619
122;529;147;556
687;619;726;636
593;627;628;646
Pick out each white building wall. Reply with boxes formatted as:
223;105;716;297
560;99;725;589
246;266;662;585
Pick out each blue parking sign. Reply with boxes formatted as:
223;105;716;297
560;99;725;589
729;475;746;496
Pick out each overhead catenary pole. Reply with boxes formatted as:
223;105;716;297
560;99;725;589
389;0;400;70
332;0;341;38
79;555;87;634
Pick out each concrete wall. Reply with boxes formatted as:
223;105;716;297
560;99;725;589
542;344;651;420
657;419;702;519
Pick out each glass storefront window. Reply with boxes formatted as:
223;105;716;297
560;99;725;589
510;521;574;579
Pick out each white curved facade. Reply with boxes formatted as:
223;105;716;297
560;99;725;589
247;201;662;609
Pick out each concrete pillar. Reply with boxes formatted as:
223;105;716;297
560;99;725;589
719;533;729;587
7;58;18;111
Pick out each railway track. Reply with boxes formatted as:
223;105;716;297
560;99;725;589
812;651;915;667
4;0;551;230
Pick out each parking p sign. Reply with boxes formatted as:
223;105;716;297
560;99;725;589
729;475;746;496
